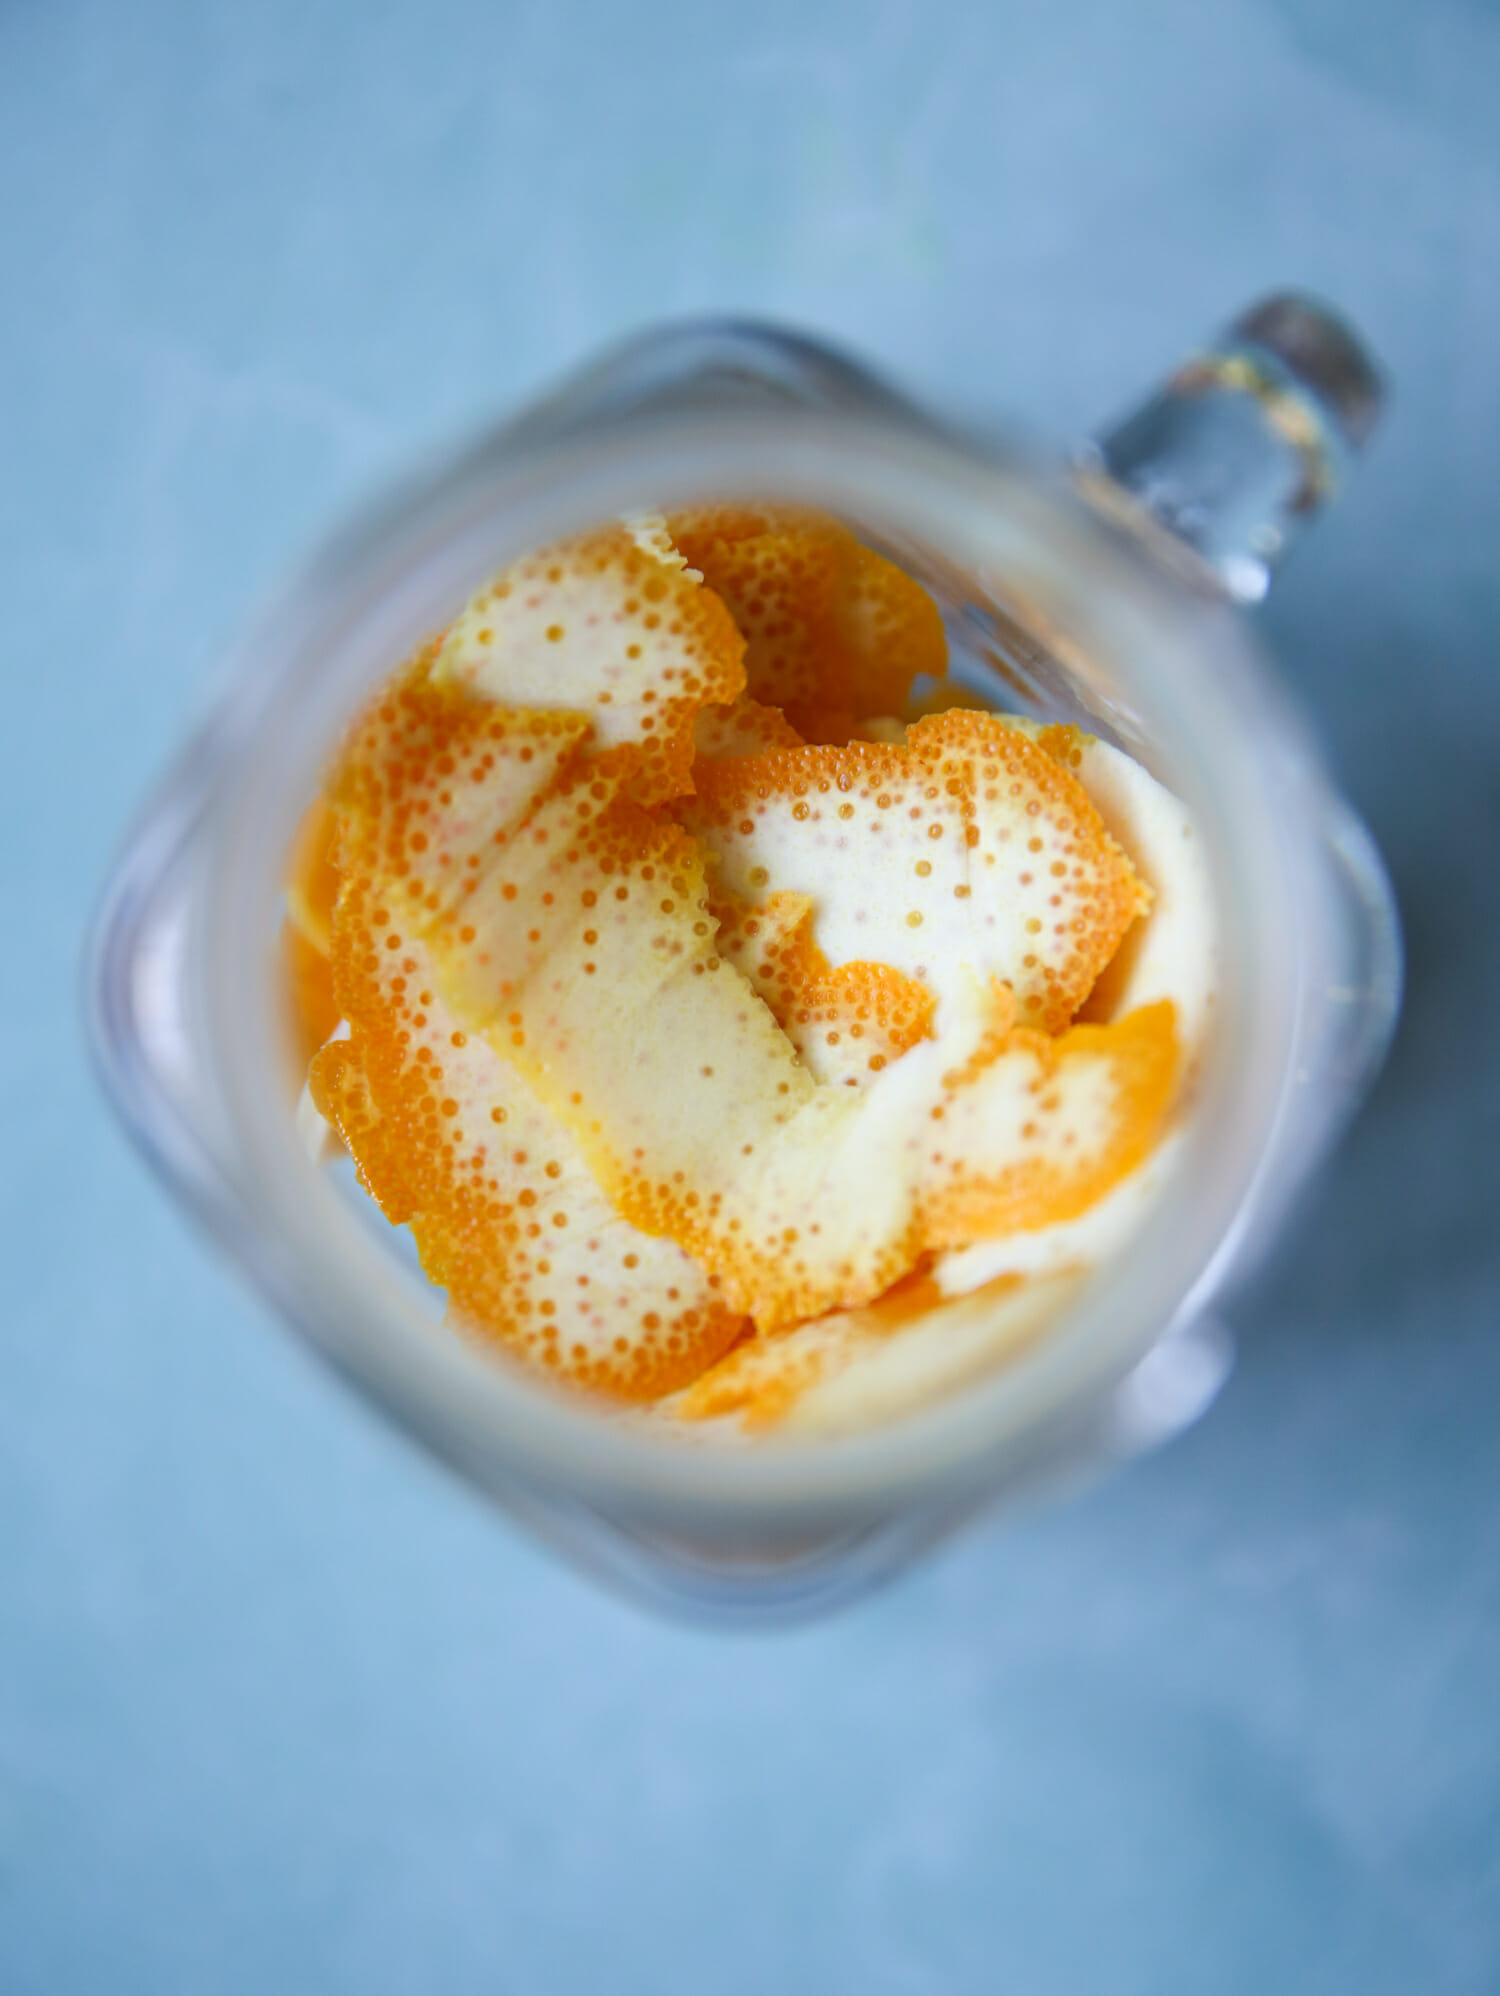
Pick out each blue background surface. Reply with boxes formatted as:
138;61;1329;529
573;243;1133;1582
4;2;1499;1989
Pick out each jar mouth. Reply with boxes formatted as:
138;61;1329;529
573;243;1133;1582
93;396;1321;1524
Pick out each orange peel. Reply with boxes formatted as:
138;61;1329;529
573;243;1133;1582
304;532;761;1396
435;516;745;807
914;987;1179;1248
328;641;593;918
1001;717;1217;1060
679;708;1149;1034
707;888;935;1088
312;879;741;1399
672;1266;1087;1435
411;740;899;1330
692;697;806;761
292;513;1191;1414
285;794;342;955
668;505;853;718
842;540;949;716
418;725;1176;1329
668;503;947;724
282;921;341;1071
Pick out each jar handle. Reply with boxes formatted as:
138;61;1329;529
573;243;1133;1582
1080;292;1385;604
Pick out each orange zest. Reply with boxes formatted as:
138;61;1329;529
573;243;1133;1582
311;875;743;1400
678;708;1149;1034
708;888;936;1088
668;502;948;729
287;507;1189;1423
435;518;745;807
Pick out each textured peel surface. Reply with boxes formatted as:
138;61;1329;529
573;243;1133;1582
673;1266;1088;1434
282;923;341;1072
692;697;806;761
305;539;756;1397
285;794;342;954
668;504;947;727
1011;720;1217;1059
311;881;741;1398
417;749;908;1331
679;708;1150;1033
282;795;343;1068
914;987;1179;1249
706;888;936;1088
425;736;1177;1330
434;517;745;806
293;515;1193;1424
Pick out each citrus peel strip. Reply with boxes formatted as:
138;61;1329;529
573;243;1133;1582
311;882;742;1399
678;708;1150;1034
435;516;746;807
667;503;948;724
671;1266;1089;1434
419;731;1177;1329
297;513;1189;1413
706;887;936;1088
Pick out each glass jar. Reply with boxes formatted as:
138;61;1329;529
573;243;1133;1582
88;297;1401;1622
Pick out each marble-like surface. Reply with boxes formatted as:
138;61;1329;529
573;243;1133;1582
3;1;1498;1989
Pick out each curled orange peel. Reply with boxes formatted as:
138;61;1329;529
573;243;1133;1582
671;1265;1089;1434
311;876;743;1400
306;532;757;1396
282;921;341;1072
281;794;344;1069
692;697;806;761
667;504;948;726
916;988;1179;1249
842;539;950;715
434;517;746;807
295;512;1186;1406
417;720;1176;1329
677;708;1150;1035
671;1267;950;1429
285;794;342;955
707;888;936;1088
